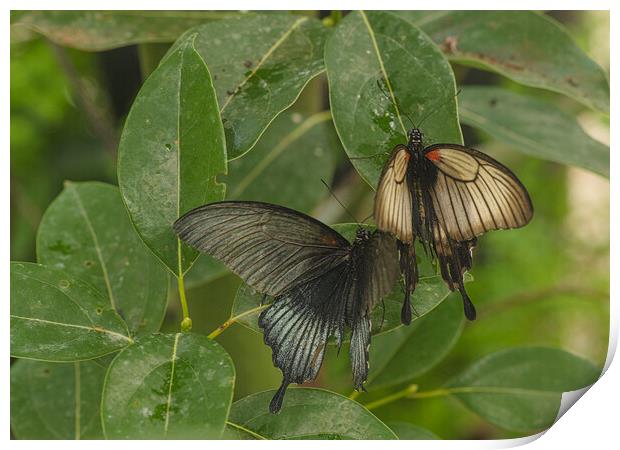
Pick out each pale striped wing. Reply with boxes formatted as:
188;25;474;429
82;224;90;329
425;145;533;242
374;145;414;243
173;201;351;296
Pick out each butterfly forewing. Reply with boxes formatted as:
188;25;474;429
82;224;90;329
374;145;414;243
425;145;533;242
173;201;351;296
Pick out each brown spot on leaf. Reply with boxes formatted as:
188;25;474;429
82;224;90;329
566;76;579;87
442;35;459;54
243;60;253;68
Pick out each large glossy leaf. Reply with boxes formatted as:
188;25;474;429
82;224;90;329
101;333;235;439
117;35;226;276
169;14;328;159
10;262;132;361
366;295;464;389
184;109;337;289
459;86;609;177
184;255;229;290
325;10;462;188
10;359;106;439
10;10;243;50
447;347;601;432
402;11;610;113
387;422;440;440
225;110;336;209
36;181;168;336
230;223;456;338
227;388;397;439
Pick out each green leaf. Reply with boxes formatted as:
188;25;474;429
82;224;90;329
446;347;601;432
229;224;457;338
459;86;609;177
10;10;245;51
185;109;337;289
227;388;397;439
402;11;610;113
387;421;440;440
177;14;328;159
10;262;132;361
117;34;226;276
36;181;169;336
101;333;235;439
11;359;106;439
184;255;229;290
225;110;336;210
367;295;464;389
325;10;462;188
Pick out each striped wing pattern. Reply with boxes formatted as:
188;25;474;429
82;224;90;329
426;145;533;242
258;231;400;412
259;261;352;413
173;201;351;296
348;231;400;388
374;145;414;242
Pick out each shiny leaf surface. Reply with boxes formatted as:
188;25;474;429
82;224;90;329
10;359;106;439
174;14;328;159
447;347;601;432
402;11;610;112
37;181;168;335
10;262;132;361
101;333;235;439
459;86;609;177
325;10;462;188
117;35;226;276
228;388;397;439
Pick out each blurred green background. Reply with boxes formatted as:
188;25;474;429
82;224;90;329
10;10;609;439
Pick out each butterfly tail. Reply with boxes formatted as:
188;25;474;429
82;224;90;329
269;379;291;414
350;313;371;390
398;241;418;325
459;285;477;321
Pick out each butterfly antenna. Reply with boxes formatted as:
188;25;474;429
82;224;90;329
320;179;359;225
360;212;374;224
417;88;462;129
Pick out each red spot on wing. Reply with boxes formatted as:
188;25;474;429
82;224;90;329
426;149;441;162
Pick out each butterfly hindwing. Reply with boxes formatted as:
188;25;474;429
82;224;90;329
259;261;352;413
259;230;399;411
173;201;351;296
424;145;534;242
348;231;400;388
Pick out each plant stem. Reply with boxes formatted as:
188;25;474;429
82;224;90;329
226;421;267;440
364;384;419;410
177;240;192;331
207;304;270;340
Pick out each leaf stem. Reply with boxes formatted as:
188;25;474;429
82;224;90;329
207;304;270;340
364;384;419;410
226;421;267;440
364;384;559;410
177;240;192;331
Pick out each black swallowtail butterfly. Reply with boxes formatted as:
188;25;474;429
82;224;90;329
374;128;533;323
174;201;399;413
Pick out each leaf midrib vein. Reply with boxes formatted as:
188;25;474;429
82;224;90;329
69;185;118;312
219;16;308;113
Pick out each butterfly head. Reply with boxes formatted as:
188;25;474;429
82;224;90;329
354;227;372;243
408;128;424;147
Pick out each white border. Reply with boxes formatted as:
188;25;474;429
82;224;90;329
4;2;615;448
